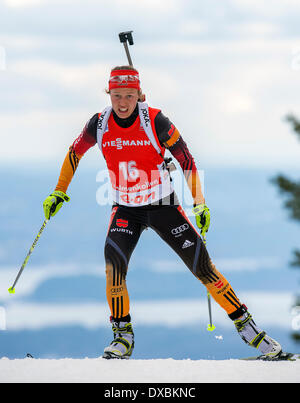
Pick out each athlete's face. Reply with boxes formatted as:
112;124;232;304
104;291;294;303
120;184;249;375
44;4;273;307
110;88;139;119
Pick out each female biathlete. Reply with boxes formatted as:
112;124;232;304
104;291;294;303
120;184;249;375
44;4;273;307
43;66;282;360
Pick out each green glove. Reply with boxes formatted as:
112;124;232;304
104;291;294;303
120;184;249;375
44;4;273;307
193;203;210;241
43;191;70;220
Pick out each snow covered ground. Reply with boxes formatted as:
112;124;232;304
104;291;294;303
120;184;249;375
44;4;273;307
0;357;300;383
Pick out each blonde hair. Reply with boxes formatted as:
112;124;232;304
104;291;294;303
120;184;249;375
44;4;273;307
106;65;145;101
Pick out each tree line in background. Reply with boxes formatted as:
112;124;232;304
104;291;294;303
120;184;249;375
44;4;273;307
272;114;300;342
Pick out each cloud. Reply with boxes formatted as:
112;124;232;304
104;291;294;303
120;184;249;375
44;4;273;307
178;20;209;36
4;0;43;7
230;0;300;18
1;291;295;330
230;22;280;37
0;109;91;162
3;0;182;13
214;257;282;272
149;256;282;274
114;0;182;12
0;264;105;302
1;2;300;168
10;59;110;91
148;260;186;274
0;46;6;71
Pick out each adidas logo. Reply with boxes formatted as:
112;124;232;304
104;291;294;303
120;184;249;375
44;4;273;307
182;239;194;249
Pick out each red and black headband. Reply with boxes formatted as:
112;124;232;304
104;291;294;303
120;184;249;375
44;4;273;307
108;69;140;91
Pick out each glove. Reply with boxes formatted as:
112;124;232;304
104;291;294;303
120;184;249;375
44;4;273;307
193;203;210;240
43;191;70;220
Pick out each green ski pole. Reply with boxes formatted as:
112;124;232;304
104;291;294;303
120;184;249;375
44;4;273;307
206;290;216;332
202;234;216;332
8;219;49;294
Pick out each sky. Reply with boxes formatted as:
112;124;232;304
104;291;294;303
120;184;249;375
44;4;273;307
1;0;300;168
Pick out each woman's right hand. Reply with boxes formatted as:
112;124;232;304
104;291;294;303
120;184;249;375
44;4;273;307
43;191;70;220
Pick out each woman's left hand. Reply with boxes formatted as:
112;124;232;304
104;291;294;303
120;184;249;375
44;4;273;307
193;204;210;241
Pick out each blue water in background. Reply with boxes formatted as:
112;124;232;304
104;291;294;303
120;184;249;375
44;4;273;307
0;164;299;360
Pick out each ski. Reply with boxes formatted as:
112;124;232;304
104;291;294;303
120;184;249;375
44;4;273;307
241;352;300;361
102;352;131;360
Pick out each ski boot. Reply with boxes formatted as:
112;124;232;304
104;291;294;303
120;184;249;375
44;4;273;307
234;310;282;360
103;315;134;359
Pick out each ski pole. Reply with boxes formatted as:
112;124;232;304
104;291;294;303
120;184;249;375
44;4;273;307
206;290;216;332
202;235;216;332
119;31;134;66
8;219;49;294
